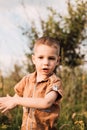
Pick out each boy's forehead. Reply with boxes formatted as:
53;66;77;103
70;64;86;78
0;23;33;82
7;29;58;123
33;44;59;55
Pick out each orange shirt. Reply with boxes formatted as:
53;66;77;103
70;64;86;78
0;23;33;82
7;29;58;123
14;72;63;130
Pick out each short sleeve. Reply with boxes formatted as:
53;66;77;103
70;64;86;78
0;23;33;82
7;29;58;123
46;78;63;100
52;82;63;99
14;76;27;96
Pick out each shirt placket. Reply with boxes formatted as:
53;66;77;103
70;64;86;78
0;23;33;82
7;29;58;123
26;83;37;130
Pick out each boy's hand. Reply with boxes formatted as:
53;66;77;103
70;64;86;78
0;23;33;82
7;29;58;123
0;95;17;113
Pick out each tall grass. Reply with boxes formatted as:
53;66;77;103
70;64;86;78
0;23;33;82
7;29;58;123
57;66;87;130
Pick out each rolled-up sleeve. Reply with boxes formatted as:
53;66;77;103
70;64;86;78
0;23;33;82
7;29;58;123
52;81;63;100
46;78;63;100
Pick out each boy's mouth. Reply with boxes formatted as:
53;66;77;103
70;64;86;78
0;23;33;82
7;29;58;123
42;68;49;70
42;68;49;72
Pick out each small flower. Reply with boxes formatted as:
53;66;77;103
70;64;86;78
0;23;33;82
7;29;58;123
72;112;76;119
74;120;84;125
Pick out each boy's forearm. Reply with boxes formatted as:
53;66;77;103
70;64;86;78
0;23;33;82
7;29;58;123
16;96;51;109
0;91;57;112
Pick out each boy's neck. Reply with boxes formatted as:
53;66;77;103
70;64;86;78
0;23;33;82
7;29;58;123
36;74;48;82
36;73;52;82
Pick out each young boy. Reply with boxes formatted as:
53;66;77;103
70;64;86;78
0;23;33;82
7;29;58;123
0;37;63;130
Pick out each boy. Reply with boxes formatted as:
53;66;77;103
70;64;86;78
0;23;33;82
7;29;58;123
0;37;63;130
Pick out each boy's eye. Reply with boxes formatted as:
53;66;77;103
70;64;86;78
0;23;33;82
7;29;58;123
49;57;56;60
38;56;43;59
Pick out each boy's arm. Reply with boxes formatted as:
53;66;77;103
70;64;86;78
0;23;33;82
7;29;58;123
0;91;58;113
17;90;58;109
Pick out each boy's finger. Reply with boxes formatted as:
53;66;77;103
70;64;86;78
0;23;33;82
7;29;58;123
0;106;9;113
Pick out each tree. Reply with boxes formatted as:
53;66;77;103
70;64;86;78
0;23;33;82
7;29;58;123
22;0;87;71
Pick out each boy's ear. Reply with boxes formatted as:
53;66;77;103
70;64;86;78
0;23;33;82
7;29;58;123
32;54;35;64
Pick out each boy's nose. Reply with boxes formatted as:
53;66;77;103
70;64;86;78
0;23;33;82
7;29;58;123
43;58;49;65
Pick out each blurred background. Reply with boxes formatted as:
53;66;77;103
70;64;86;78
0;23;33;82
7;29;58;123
0;0;68;76
0;0;87;130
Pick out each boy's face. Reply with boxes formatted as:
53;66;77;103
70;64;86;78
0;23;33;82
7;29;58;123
32;44;60;78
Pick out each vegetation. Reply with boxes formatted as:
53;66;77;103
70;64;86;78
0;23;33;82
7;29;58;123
0;0;87;129
57;67;87;130
0;65;23;130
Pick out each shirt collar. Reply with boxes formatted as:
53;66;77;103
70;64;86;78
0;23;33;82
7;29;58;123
30;71;59;83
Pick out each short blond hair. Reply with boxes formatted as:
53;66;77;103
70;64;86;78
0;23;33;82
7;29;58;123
33;36;60;56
